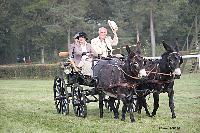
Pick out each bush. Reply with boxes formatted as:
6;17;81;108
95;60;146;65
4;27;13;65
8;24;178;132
0;63;60;79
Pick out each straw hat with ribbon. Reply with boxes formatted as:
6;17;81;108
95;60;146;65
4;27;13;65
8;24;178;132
108;20;118;33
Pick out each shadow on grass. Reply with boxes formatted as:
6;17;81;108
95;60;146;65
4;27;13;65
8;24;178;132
49;103;155;123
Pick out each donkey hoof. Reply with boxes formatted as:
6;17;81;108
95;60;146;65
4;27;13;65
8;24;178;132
137;110;141;114
114;115;119;119
172;115;176;119
151;112;156;117
131;119;136;123
146;113;151;117
121;118;125;121
150;114;155;117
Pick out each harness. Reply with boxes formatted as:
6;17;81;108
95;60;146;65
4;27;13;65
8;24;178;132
145;56;177;84
105;64;152;97
116;65;141;80
143;58;176;94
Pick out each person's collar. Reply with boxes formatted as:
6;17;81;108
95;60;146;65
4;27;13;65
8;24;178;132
98;36;106;42
79;41;87;46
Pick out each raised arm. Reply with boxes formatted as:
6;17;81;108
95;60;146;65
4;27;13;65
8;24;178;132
111;32;118;46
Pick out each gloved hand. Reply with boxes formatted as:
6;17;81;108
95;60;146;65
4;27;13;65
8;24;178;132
82;52;87;56
81;55;88;61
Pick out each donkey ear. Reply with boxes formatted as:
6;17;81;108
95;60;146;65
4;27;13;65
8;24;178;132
162;40;173;52
174;45;179;52
126;45;131;54
174;38;179;52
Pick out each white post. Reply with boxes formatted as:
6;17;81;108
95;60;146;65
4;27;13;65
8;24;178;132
198;54;200;69
41;46;44;64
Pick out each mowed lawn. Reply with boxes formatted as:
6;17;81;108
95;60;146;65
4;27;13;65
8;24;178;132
0;73;200;133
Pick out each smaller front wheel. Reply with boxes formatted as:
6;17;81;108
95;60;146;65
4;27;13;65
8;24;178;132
72;83;87;118
53;76;70;115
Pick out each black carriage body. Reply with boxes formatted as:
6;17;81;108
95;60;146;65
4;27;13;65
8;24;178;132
65;57;124;88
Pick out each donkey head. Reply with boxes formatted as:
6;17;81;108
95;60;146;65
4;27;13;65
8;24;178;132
161;40;183;77
125;45;147;78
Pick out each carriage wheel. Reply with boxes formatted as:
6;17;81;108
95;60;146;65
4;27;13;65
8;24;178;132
71;83;87;118
53;76;70;115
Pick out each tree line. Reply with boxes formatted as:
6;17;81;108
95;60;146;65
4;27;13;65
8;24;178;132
0;0;199;64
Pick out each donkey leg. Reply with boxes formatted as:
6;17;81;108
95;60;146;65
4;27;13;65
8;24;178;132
108;97;114;112
115;100;120;111
136;97;142;114
168;89;176;118
104;99;109;110
151;92;159;117
109;97;119;119
121;101;127;121
104;96;112;111
128;102;135;122
141;97;151;116
99;91;104;118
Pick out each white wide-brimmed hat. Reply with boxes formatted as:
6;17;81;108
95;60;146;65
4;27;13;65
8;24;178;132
108;20;118;31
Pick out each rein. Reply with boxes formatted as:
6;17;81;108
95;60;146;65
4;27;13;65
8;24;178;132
145;63;175;84
110;64;141;80
146;71;174;76
134;88;152;97
146;62;175;77
146;79;174;84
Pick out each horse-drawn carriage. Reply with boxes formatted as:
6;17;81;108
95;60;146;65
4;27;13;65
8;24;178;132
53;56;98;118
53;41;183;122
53;45;147;121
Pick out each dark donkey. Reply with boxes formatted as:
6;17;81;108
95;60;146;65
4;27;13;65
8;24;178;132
137;41;183;118
93;45;147;122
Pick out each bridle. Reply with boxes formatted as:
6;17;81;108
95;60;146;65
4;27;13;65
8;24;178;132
166;52;181;73
146;64;175;77
145;53;179;83
127;54;144;76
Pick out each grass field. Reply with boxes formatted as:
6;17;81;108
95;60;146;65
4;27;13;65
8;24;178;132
0;73;200;133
